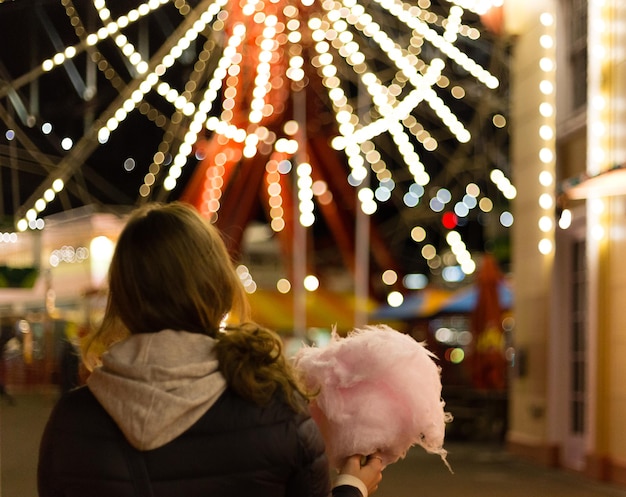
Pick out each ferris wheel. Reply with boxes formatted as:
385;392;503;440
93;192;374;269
0;0;511;292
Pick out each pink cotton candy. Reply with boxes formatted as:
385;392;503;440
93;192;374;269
293;324;451;470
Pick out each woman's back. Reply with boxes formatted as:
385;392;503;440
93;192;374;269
38;386;331;497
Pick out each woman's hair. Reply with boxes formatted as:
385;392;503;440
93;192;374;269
82;201;308;411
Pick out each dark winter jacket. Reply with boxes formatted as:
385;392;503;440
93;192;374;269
38;331;363;497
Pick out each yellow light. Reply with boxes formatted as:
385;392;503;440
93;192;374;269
277;279;291;293
538;238;553;254
539;171;553;186
304;275;320;291
16;219;28;232
559;209;572;230
382;269;398;285
52;179;64;192
538;216;553;232
539;193;554;209
387;291;404;307
411;226;426;242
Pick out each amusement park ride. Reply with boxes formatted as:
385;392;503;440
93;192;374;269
0;0;512;301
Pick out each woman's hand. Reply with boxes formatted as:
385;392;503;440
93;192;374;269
339;453;384;495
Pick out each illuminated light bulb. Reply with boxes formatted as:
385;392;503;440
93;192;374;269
538;238;553;254
244;281;257;294
44;189;55;202
490;169;504;182
421;244;436;259
479;197;493;212
16;219;28;232
539;171;553;186
466;183;480;197
271;218;285;232
538;216;553;232
446;230;461;245
539;35;554;49
539;148;554;163
540;12;554;26
539;102;554;117
559;209;572;230
538;193;554;209
270;206;284;219
361;199;377;214
304;275;320;291
52;179;64;192
492;114;506;128
387;291;404;307
539;80;554;95
500;212;514;227
461;259;476;275
454;203;469;217
277;278;291;293
53;53;65;65
163;176;177;191
411;226;426;242
98;128;111;144
539;125;554;140
382;269;398;285
436;188;452;203
503;185;517;199
539;57;554;72
462;194;477;209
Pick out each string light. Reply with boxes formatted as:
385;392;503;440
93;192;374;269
536;8;556;253
42;0;171;74
489;169;516;200
266;158;287;233
446;230;475;275
13;0;506;280
297;162;315;226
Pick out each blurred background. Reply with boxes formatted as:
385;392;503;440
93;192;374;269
1;0;626;495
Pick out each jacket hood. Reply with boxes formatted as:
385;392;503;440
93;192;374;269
87;329;226;450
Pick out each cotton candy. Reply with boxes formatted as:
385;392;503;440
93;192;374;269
293;324;451;470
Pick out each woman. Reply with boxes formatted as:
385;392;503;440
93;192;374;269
38;202;383;497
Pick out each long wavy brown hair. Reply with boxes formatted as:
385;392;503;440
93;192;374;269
82;201;308;411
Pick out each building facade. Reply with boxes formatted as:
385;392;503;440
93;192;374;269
507;0;626;485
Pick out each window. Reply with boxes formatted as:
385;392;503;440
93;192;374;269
568;0;588;111
570;239;586;434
